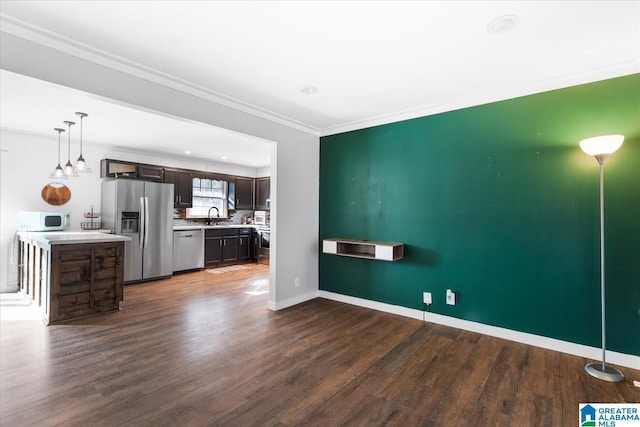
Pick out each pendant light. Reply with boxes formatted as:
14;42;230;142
49;128;68;180
74;112;91;173
62;120;78;177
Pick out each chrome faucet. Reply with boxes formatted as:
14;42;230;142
207;206;220;225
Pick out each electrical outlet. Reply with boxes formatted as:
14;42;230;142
294;277;300;287
423;292;432;305
446;289;456;305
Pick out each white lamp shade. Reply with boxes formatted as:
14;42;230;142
579;135;624;156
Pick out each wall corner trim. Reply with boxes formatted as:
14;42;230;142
269;290;319;311
318;290;639;370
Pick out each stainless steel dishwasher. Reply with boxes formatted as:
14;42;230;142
173;229;204;272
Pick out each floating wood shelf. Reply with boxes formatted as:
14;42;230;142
322;238;404;261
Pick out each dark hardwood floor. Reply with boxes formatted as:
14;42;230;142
1;264;638;426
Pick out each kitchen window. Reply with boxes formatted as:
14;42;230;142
187;177;228;218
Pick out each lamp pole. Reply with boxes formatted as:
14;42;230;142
598;158;606;372
580;136;624;383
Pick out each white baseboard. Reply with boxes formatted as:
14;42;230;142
269;290;319;311
318;290;640;370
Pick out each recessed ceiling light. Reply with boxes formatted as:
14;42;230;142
300;86;318;95
487;14;519;34
221;156;227;160
185;150;192;154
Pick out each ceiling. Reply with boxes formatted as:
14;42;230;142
1;1;638;166
0;70;274;168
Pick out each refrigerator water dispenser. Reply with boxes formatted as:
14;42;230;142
121;212;139;233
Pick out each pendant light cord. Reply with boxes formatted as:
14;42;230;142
67;123;72;160
58;131;62;164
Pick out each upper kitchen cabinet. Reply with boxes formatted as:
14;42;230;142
137;164;163;182
235;177;254;210
255;177;270;210
163;169;192;208
100;159;161;182
101;159;138;178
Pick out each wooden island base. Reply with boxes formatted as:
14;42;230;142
19;235;126;324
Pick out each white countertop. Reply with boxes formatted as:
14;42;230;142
18;231;131;248
173;224;259;231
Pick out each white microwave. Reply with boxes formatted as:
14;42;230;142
254;210;267;226
18;211;70;232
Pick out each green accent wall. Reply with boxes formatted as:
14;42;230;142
319;74;640;356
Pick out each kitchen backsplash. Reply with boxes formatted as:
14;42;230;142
173;208;254;226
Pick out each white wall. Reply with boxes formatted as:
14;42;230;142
0;33;320;308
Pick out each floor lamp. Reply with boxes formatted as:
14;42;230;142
579;134;625;383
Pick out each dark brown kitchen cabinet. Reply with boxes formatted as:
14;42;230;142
50;242;124;323
223;236;239;262
255;177;270;210
205;228;257;266
205;235;223;267
235;177;255;210
205;228;239;266
137;164;163;182
163;169;192;208
238;228;253;261
101;159;161;181
100;159;138;178
251;232;259;261
18;238;124;324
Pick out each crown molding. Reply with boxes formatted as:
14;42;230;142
320;64;640;137
0;14;321;137
2;13;638;140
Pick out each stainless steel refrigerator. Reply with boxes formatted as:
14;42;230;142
102;179;174;283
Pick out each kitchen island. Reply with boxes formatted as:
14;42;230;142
17;231;131;324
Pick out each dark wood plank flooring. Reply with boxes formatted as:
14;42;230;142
1;264;638;426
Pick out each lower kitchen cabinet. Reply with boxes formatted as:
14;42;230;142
222;236;239;262
205;233;223;267
18;238;125;324
252;232;259;261
238;228;253;261
204;227;257;267
203;228;238;267
51;243;124;323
